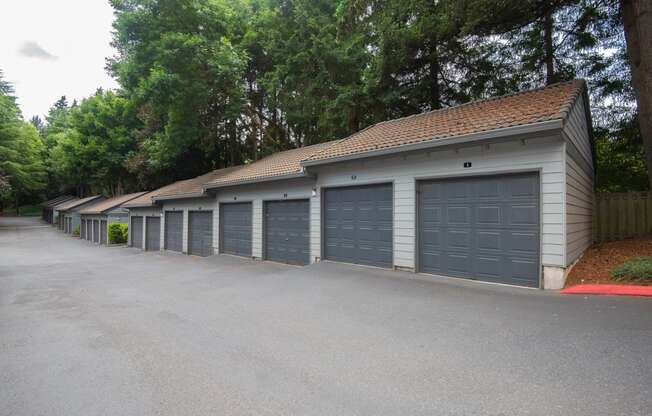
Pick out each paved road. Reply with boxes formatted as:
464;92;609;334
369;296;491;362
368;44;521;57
1;216;651;416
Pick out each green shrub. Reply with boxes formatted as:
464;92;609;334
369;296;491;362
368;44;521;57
108;223;128;244
612;257;652;282
73;225;80;236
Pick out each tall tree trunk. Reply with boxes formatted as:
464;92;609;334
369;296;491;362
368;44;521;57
543;9;556;85
621;0;652;189
430;39;441;110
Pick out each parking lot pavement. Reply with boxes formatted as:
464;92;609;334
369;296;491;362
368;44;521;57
1;216;651;416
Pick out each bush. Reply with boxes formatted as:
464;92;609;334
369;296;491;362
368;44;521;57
73;225;80;236
108;223;128;244
612;257;652;282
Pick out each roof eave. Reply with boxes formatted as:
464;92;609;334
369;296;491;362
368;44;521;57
301;119;564;168
152;191;206;202
123;203;156;209
203;171;309;191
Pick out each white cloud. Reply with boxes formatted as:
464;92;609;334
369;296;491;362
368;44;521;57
0;0;119;119
18;41;58;61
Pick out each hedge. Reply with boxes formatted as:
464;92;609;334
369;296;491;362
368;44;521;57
108;223;129;244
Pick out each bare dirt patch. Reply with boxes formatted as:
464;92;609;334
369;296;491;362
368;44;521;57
565;237;652;287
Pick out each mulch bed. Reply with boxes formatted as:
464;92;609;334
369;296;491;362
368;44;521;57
565;237;652;287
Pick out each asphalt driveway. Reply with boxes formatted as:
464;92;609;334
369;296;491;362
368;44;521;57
1;216;651;416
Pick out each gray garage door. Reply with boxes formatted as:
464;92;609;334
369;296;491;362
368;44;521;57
146;217;160;251
264;200;310;265
81;219;86;239
189;211;213;257
164;211;183;252
100;220;107;245
86;220;92;241
219;203;251;257
323;183;393;268
93;220;100;243
418;173;540;287
131;216;143;248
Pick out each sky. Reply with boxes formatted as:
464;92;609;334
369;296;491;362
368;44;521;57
0;0;119;120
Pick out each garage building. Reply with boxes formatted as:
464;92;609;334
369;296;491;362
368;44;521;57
123;80;593;289
300;80;593;289
122;192;161;250
203;144;331;265
152;166;242;256
57;196;105;235
79;192;147;244
40;195;75;224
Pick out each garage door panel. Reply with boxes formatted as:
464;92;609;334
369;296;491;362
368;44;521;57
323;184;393;268
477;231;501;251
131;216;143;248
448;230;470;249
477;206;501;224
264;200;309;265
510;176;538;197
419;173;540;287
189;211;213;257
478;180;501;198
475;256;502;278
93;220;100;243
146;217;160;251
509;232;538;254
164;211;183;252
447;254;472;275
220;203;251;257
511;259;539;280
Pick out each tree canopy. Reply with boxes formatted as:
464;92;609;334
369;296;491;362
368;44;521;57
0;0;647;206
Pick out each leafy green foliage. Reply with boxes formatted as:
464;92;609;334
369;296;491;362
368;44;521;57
595;115;648;192
612;257;652;282
3;1;648;197
49;90;140;195
73;225;80;237
108;222;128;244
0;71;47;209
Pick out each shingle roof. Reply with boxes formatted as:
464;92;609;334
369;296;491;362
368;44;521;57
57;195;103;212
123;166;246;208
152;166;243;201
304;80;585;164
204;142;334;189
121;191;158;208
79;192;148;214
41;195;76;207
53;197;79;209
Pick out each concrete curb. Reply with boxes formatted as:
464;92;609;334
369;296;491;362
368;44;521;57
561;284;652;297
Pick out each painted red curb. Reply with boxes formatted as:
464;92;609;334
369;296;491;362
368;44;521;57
561;284;652;297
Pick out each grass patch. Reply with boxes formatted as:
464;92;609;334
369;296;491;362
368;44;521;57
612;257;652;283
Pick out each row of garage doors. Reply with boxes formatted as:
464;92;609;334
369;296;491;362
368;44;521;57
81;219;107;244
129;173;541;287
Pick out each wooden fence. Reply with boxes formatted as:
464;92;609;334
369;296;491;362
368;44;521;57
593;192;652;243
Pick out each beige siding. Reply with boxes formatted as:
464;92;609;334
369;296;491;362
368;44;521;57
311;135;567;269
563;95;594;265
